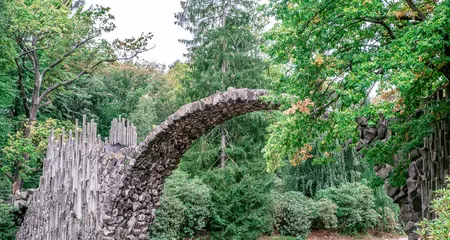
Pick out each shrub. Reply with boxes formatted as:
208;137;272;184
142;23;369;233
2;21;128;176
417;176;450;239
204;166;273;240
0;204;18;240
372;182;402;233
1;118;73;189
315;182;379;234
271;191;316;239
312;198;338;230
149;196;186;240
150;170;211;239
375;207;399;233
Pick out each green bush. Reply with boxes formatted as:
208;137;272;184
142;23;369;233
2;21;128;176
271;191;316;239
370;178;402;233
315;182;379;234
375;207;399;233
312;198;338;230
417;176;450;239
0;204;18;240
150;170;211;239
204;166;273;240
150;196;186;240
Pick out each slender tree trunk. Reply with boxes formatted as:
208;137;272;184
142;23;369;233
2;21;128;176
219;0;228;168
13;47;42;194
220;125;227;168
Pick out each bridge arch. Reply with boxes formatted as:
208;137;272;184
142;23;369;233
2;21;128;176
97;88;278;239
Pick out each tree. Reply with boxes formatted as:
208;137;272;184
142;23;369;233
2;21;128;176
85;61;171;137
3;0;153;193
175;0;268;167
0;0;19;199
263;0;450;177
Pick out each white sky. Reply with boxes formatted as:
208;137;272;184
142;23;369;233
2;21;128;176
85;0;191;66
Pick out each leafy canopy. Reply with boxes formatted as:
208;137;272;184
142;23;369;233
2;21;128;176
263;0;450;175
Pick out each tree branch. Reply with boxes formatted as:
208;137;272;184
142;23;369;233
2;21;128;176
38;43;154;103
41;35;96;80
404;0;425;21
360;81;377;107
14;58;30;116
16;46;50;59
38;69;88;103
4;172;13;181
39;100;52;108
359;17;396;40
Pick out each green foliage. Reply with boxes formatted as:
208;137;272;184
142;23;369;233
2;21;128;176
270;191;316;239
316;183;380;234
0;204;19;240
0;0;17;162
129;96;158;140
279;143;363;197
417;176;450;239
369;181;402;233
203;166;273;240
150;196;186;240
175;0;269;101
85;62;175;138
262;0;450;187
1;118;73;189
313;198;338;230
150;170;211;239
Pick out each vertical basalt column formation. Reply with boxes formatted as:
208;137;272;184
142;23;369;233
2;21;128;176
357;85;450;240
16;116;137;240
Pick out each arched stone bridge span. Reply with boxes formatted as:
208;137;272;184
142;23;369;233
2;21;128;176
16;88;279;240
105;88;278;239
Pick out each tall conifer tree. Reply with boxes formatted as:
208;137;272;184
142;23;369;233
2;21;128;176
175;0;268;167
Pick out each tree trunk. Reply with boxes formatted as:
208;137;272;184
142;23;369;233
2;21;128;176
220;125;227;168
219;0;229;169
13;55;42;194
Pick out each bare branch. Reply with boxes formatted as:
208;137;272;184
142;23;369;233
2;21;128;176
39;69;88;103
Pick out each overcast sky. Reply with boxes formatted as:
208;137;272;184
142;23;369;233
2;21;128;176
85;0;191;66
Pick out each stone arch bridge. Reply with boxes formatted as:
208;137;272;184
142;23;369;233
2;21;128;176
16;88;278;239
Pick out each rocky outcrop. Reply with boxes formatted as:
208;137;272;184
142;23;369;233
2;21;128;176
356;85;450;240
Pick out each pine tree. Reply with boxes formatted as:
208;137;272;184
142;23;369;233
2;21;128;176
175;0;268;167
